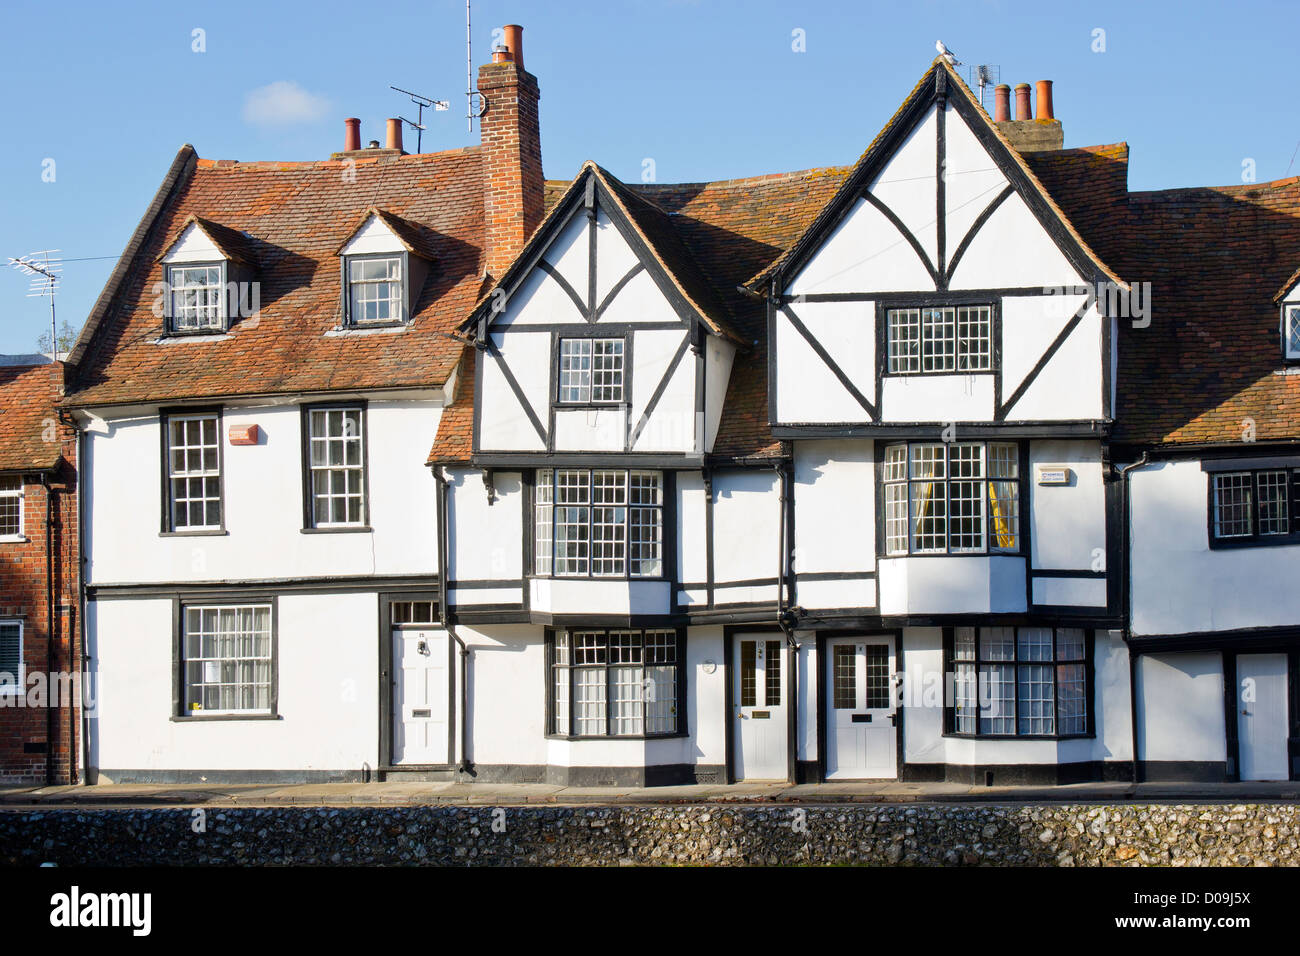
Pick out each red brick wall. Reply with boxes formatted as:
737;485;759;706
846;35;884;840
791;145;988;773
479;59;545;278
0;379;79;785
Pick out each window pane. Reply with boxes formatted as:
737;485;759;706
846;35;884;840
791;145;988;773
1257;471;1289;535
765;640;782;705
883;443;908;482
1213;473;1252;538
644;663;677;734
1288;306;1300;357
956;305;992;371
948;479;984;552
1057;663;1087;735
1056;628;1085;661
609;665;643;736
979;627;1015;661
921;307;956;372
0;479;21;537
887;308;921;373
954;662;977;734
910;481;947;552
574;668;606;736
865;644;890;708
1016;627;1053;662
832;644;856;709
988;480;1019;551
979;664;1015;734
740;640;757;707
1017;663;1055;735
558;339;593;403
884;482;908;555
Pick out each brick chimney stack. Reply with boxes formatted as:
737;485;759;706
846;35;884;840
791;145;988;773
479;23;543;279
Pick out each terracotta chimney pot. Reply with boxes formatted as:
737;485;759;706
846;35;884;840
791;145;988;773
386;118;403;152
503;24;524;69
344;117;361;152
1035;80;1054;120
993;84;1010;122
1014;83;1032;121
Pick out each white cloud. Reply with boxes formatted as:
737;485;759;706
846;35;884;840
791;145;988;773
242;81;330;126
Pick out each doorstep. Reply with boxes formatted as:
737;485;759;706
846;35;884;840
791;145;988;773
2;779;1300;808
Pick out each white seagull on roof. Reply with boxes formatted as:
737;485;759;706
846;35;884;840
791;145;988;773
935;40;961;66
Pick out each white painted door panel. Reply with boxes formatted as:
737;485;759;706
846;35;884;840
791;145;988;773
392;628;449;765
733;635;788;780
825;637;898;779
1237;654;1288;782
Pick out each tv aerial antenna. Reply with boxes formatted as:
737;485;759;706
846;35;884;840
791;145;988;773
389;86;448;153
968;64;1000;112
7;250;63;358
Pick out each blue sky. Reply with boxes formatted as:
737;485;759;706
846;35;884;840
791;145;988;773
1;0;1295;354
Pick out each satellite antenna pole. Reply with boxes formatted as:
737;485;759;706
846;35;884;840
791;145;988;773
389;87;448;153
7;250;62;359
969;64;1000;112
466;0;473;133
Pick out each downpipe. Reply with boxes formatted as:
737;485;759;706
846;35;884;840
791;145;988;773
1115;451;1151;787
433;465;472;775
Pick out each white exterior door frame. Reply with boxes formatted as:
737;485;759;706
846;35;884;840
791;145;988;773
379;594;453;771
821;632;901;780
728;629;793;782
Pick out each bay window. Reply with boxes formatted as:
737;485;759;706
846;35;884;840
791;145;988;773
947;626;1089;737
534;469;663;576
882;441;1020;555
548;628;684;737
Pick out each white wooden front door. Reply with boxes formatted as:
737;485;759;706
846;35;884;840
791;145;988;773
1237;653;1289;782
392;628;450;765
825;636;898;779
732;635;788;780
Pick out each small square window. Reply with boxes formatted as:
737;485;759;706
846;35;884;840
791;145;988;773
347;256;404;324
168;264;225;332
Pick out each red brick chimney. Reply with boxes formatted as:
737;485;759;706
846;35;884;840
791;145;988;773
479;23;543;278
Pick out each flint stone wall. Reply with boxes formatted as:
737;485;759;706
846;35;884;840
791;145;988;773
1;804;1296;866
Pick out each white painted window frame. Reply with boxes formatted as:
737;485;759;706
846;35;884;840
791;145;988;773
167;262;226;333
166;412;222;531
345;254;405;325
1285;304;1300;361
534;469;663;578
181;604;273;716
0;475;23;541
885;305;993;375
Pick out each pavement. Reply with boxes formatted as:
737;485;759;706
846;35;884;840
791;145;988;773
2;779;1300;808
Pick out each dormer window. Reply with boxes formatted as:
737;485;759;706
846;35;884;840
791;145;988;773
336;208;434;329
1285;304;1300;361
346;255;404;324
168;263;226;332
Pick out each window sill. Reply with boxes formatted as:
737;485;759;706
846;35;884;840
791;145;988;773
327;322;410;336
300;526;373;535
172;713;281;722
160;529;228;538
0;535;28;544
883;370;995;378
881;551;1023;559
1208;534;1300;551
530;574;668;582
553;402;628;410
942;732;1093;742
545;731;687;741
154;329;232;342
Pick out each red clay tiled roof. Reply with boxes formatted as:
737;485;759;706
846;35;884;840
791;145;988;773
65;145;489;408
1026;147;1300;447
430;164;851;464
0;361;65;472
427;347;475;465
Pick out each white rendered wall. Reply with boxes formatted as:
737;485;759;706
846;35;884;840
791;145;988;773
161;223;223;263
792;439;876;608
711;469;781;585
878;555;1026;616
1136;652;1226;763
1130;460;1300;635
339;215;404;256
85;398;440;585
1029;440;1107;572
90;593;380;775
446;469;524;606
